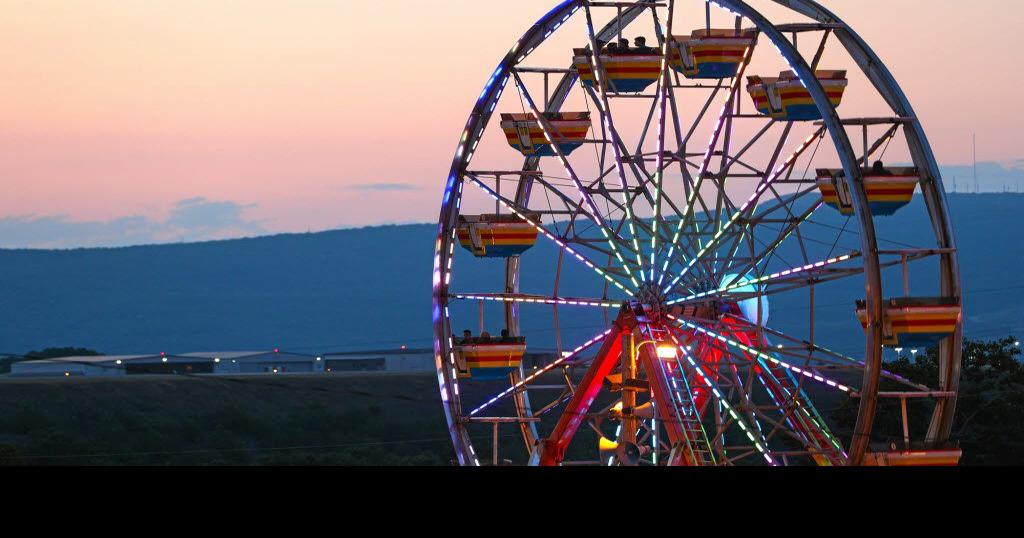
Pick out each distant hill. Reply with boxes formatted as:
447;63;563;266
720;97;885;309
0;194;1020;356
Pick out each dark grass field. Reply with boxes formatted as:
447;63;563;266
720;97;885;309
0;373;459;465
0;370;630;465
0;368;861;466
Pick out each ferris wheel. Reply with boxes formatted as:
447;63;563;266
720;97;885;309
431;0;963;466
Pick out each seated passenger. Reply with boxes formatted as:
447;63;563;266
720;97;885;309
479;330;492;343
500;328;511;342
870;160;893;176
634;36;652;54
605;42;619;54
618;37;630;52
462;329;473;345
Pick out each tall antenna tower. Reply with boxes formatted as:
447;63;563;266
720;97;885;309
973;132;978;193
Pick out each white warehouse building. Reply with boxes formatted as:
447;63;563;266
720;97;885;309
181;351;322;374
9;354;212;377
321;348;433;373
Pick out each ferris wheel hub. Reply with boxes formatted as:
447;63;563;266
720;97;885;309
635;283;667;310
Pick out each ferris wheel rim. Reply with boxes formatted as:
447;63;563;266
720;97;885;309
432;0;962;466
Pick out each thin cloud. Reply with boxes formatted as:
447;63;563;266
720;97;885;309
0;197;265;249
349;182;420;191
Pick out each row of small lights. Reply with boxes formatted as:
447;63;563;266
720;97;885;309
666;252;857;305
453;293;619;309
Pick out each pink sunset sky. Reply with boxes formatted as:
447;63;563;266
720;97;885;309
1;0;1020;247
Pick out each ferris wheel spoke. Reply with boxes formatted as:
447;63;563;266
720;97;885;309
603;134;713;277
451;293;621;309
673;319;843;465
668;251;860;305
571;101;717;285
580;5;650;281
510;72;644;290
703;322;847;464
669;315;853;393
714;311;937;394
465;175;635;295
646;0;677;283
751;321;935;392
712;339;773;459
712;194;826;290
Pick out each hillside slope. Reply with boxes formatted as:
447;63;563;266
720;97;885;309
0;194;1019;355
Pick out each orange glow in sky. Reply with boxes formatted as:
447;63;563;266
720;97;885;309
1;1;1019;245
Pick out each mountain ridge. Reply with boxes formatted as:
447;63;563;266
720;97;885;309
0;194;1020;356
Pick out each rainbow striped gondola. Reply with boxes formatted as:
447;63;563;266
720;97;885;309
816;167;920;216
573;48;662;93
669;28;756;79
856;297;961;348
456;339;526;380
457;213;539;258
747;70;847;121
500;112;591;157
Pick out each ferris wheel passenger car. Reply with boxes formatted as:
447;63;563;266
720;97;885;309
747;70;847;121
500;112;591;156
573;47;662;93
669;28;756;79
816;167;921;216
454;336;527;380
456;213;539;258
856;297;962;348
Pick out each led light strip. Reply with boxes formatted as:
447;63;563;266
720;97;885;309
746;335;846;457
453;294;620;309
467;176;634;296
581;7;645;282
650;4;677;282
802;340;924;390
666;252;858;305
469;328;613;416
661;128;825;294
670;315;851;392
